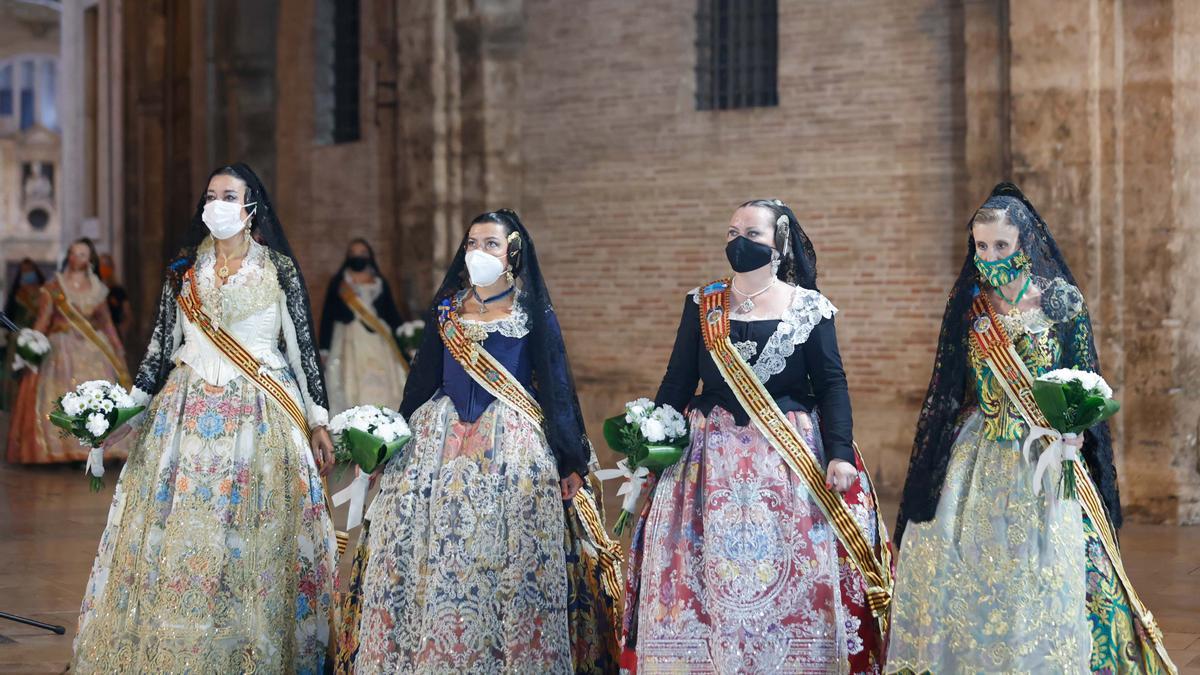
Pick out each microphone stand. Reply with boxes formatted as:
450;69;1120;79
0;310;67;635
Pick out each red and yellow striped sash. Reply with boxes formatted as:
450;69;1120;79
339;281;410;375
178;270;310;436
50;287;131;388
436;298;624;600
698;279;894;632
969;293;1175;673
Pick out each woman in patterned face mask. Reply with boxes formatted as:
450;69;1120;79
887;183;1175;673
319;238;410;416
621;199;892;674
71;163;338;674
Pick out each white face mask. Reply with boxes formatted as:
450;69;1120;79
202;200;257;240
464;250;506;286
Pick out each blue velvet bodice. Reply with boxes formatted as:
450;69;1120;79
439;330;534;422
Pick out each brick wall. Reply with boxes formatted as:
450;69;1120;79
516;0;967;492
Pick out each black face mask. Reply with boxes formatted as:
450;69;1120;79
346;256;370;272
725;236;775;273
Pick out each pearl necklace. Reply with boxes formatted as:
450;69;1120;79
731;276;776;315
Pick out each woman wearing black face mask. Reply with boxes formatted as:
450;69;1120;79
319;238;409;414
620;200;892;673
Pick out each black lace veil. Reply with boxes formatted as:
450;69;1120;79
318;238;407;351
399;209;593;477
896;182;1120;543
134;164;328;411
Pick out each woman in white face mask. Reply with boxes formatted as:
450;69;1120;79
319;238;410;415
336;209;622;674
71;164;338;674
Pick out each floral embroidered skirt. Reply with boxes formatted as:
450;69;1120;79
71;364;337;674
623;406;886;674
887;411;1169;674
346;395;584;674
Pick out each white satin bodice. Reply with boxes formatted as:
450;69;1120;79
131;238;329;427
175;298;291;384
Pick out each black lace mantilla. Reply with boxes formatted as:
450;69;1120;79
132;247;328;413
896;183;1121;543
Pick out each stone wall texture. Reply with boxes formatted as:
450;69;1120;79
122;0;1199;523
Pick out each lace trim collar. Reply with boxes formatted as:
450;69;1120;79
457;290;530;339
195;238;279;323
690;284;838;384
998;307;1053;336
56;271;109;313
343;272;383;305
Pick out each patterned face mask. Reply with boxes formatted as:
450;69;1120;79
974;249;1029;288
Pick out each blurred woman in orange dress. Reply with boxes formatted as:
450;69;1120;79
6;238;131;464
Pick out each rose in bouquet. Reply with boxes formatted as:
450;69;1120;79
395;320;425;361
49;380;145;491
1025;368;1120;501
595;398;689;535
328;405;413;529
12;328;50;373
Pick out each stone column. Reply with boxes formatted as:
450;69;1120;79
967;0;1199;523
59;0;85;247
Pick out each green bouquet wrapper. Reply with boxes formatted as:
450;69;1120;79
1031;379;1120;435
600;413;687;534
340;426;411;474
1029;376;1120;500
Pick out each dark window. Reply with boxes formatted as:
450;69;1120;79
19;60;35;129
27;207;49;231
695;0;778;110
331;0;360;143
0;64;12;116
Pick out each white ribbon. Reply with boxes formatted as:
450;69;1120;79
1023;426;1079;503
84;446;105;479
594;458;651;514
331;469;372;530
12;354;36;373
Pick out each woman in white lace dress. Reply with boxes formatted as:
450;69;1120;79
71;164;338;674
621;200;890;674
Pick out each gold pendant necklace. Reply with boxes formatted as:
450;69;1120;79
216;236;249;281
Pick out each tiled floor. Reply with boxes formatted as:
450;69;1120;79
1;460;1197;673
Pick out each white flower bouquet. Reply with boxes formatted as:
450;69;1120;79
12;328;50;372
595;398;689;534
328;405;413;529
395;319;425;359
1025;368;1120;500
328;405;412;474
49;380;144;491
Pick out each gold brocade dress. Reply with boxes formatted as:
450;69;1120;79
887;307;1164;674
71;241;337;674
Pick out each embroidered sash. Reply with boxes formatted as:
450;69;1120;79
179;270;350;560
436;298;624;601
49;287;131;388
339;281;410;375
697;279;894;631
969;292;1176;673
179;270;310;435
